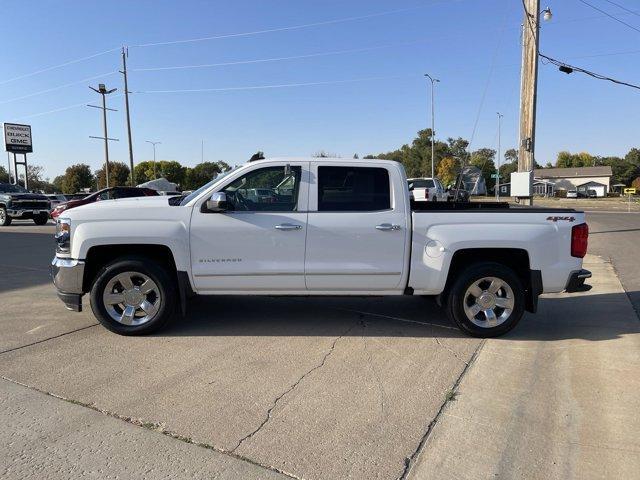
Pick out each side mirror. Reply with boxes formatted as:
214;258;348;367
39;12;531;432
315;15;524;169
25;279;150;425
204;192;228;213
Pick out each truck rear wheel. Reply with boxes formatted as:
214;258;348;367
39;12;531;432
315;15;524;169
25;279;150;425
0;207;11;226
90;257;176;335
445;262;525;337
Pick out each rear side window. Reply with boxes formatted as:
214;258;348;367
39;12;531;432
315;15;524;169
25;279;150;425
318;166;390;211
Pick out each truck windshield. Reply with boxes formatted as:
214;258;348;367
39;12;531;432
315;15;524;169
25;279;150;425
179;166;239;206
0;183;28;193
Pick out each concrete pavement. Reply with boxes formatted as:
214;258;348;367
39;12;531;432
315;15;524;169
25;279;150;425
0;378;289;480
407;255;640;480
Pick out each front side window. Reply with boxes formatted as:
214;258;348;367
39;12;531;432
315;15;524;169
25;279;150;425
318;166;390;212
221;166;302;212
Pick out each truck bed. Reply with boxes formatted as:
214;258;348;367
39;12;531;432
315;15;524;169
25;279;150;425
410;200;578;213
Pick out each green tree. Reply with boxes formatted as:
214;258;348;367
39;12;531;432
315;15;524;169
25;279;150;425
597;156;639;185
156;161;185;185
52;175;65;193
504;148;518;164
95;161;130;189
625;148;640;166
133;161;157;184
183;162;224;190
61;164;93;194
556;151;595;168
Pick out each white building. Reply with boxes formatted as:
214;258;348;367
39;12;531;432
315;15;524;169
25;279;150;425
533;166;613;197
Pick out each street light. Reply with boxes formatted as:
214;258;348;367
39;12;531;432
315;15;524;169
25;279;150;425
542;7;553;22
424;73;440;180
145;141;161;179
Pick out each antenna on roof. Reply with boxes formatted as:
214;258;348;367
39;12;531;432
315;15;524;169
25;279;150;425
249;151;265;162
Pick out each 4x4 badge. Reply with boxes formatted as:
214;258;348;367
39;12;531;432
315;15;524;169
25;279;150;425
546;216;575;222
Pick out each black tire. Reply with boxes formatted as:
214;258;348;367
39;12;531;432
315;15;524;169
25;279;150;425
90;257;176;335
0;207;11;226
445;262;525;338
33;213;49;225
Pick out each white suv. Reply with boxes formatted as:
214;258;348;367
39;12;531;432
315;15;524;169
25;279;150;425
407;177;446;202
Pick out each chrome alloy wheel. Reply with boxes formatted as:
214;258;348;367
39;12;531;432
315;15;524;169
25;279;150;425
463;276;515;328
103;271;161;326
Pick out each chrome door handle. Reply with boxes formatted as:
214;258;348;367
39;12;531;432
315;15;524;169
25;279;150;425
275;223;302;231
375;223;401;231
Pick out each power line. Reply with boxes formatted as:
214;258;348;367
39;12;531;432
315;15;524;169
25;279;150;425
131;40;432;72
0;47;120;86
599;0;640;17
576;0;640;33
14;94;124;121
520;0;640;91
540;54;640;90
129;3;444;48
0;71;118;105
134;74;418;94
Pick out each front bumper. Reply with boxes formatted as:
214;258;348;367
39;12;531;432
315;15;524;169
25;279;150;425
565;269;592;293
51;257;85;311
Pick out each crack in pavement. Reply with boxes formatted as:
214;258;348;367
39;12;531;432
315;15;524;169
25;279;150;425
1;376;302;480
397;339;486;480
0;323;99;355
231;321;358;454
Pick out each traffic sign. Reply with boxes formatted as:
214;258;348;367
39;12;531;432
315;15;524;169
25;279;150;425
624;188;636;195
491;173;501;179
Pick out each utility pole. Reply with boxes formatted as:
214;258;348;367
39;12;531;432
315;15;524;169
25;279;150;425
146;141;161;179
496;112;503;201
517;0;541;206
424;73;439;179
121;47;135;186
89;84;118;189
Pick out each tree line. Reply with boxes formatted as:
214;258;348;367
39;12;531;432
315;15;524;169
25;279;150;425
0;160;232;194
1;136;638;194
364;130;640;189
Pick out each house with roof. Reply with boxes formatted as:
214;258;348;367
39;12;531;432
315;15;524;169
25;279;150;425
533;166;613;197
495;166;613;198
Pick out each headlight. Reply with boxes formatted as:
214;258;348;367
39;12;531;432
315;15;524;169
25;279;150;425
55;218;71;254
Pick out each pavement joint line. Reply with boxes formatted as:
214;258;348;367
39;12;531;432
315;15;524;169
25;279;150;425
0;323;100;355
0;375;303;480
232;320;359;455
330;306;459;331
398;338;487;480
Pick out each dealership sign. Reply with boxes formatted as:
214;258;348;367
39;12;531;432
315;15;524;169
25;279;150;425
3;123;33;153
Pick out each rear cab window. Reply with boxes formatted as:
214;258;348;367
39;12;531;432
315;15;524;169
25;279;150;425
317;166;391;211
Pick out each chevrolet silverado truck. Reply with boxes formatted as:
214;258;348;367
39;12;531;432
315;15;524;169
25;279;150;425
51;157;591;337
0;182;50;226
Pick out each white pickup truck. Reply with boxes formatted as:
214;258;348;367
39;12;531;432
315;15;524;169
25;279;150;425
51;157;591;338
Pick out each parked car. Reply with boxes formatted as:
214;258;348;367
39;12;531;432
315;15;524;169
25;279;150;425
50;186;159;219
407;177;447;202
51;157;591;339
0;182;50;226
567;190;578;199
46;194;68;209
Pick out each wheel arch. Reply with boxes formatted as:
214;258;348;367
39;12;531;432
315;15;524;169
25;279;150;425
443;248;541;313
83;244;193;315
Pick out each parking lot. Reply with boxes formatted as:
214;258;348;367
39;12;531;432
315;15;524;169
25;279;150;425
2;214;640;480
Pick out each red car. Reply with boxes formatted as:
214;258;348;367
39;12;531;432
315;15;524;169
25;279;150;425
51;187;159;219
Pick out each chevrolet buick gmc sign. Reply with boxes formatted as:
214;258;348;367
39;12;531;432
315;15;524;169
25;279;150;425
3;123;33;153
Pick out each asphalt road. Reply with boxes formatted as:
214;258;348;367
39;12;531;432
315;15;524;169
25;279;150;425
586;211;640;318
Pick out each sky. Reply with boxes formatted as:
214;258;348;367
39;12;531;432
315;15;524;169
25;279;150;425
1;0;639;179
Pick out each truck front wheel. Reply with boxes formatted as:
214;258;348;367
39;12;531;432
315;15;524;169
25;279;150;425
445;262;525;338
0;207;11;226
89;258;176;335
33;213;49;225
